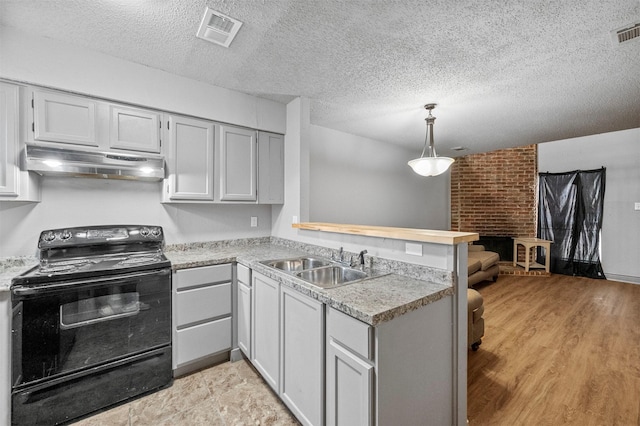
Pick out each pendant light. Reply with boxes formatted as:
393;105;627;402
408;103;454;176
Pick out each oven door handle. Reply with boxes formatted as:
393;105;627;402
12;268;170;297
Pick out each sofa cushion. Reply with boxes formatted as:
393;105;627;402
469;250;500;271
468;258;482;275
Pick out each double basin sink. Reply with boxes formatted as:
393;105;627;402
261;256;371;289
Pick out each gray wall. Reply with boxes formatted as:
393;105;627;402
309;124;450;229
538;128;640;283
0;177;271;257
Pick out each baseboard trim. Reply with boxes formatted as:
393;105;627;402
606;274;640;285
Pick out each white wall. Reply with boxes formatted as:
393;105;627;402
309;125;449;229
0;177;271;257
272;98;455;269
271;97;309;240
538;128;640;283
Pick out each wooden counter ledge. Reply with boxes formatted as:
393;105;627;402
293;222;479;245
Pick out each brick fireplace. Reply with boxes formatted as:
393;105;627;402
450;144;538;262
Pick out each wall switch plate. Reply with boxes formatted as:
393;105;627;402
250;216;258;227
635;202;640;211
405;242;423;256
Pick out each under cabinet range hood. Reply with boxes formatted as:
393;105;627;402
25;145;165;181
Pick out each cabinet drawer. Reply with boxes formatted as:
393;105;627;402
175;264;231;290
176;283;231;327
327;307;373;360
175;317;231;366
237;263;251;285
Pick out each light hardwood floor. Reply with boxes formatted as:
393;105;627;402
468;274;640;425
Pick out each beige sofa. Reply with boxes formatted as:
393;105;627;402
468;288;484;350
468;244;500;287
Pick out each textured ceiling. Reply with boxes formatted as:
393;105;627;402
1;0;639;155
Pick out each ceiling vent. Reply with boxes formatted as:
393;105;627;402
196;8;243;48
611;22;640;46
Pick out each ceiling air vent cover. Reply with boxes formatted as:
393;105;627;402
611;23;640;46
196;8;243;48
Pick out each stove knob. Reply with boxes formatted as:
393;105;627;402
151;227;161;237
61;230;72;240
43;231;56;242
140;227;150;237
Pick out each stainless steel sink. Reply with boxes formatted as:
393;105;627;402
263;257;331;272
295;265;367;288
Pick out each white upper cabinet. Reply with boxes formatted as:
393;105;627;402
0;83;39;201
217;124;256;202
108;105;161;153
257;131;284;204
163;114;215;202
0;82;19;196
32;90;98;147
29;88;161;154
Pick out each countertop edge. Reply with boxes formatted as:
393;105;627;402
292;222;479;245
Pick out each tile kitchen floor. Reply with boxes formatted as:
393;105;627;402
73;359;300;425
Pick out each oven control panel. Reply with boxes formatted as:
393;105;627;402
38;225;164;248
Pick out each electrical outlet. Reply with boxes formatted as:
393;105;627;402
250;216;258;227
292;215;298;224
635;202;640;211
405;242;423;256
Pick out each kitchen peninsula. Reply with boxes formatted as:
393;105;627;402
165;222;477;426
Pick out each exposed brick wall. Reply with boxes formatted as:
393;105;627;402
450;145;538;240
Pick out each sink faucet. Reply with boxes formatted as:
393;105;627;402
332;247;346;264
358;250;368;267
356;250;368;270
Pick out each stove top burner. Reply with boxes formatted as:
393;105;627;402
12;225;171;287
39;259;95;274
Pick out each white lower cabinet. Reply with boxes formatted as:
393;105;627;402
280;285;324;426
236;264;251;357
326;307;374;426
247;271;455;426
173;264;232;375
251;271;280;391
175;317;231;366
251;271;324;426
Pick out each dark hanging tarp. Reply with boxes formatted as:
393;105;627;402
538;168;606;279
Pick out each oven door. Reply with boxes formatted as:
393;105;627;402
11;268;171;389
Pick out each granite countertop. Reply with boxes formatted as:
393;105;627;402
0;258;38;292
166;242;453;326
1;241;454;326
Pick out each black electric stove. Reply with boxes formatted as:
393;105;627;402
10;225;173;426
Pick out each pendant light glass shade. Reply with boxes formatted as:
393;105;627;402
408;104;454;177
408;156;455;177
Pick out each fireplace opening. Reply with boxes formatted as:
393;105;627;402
475;236;514;262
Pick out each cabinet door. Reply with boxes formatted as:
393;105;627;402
237;281;251;358
219;125;256;201
165;115;215;201
280;285;324;426
109;105;161;153
32;90;98;146
326;339;374;426
251;272;280;392
0;83;18;197
257;131;284;204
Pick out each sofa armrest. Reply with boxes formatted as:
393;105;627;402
468;244;486;252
